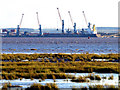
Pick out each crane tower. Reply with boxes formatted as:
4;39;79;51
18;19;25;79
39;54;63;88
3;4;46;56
16;14;24;36
36;12;42;36
68;11;77;34
82;11;92;34
57;8;64;34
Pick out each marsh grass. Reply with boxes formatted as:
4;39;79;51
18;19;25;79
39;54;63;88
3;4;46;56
102;76;107;79
72;85;118;90
71;76;89;82
95;75;101;80
1;61;119;80
85;74;101;80
2;83;12;89
2;82;22;90
2;53;119;62
89;85;118;90
1;53;119;80
108;75;114;80
25;83;58;90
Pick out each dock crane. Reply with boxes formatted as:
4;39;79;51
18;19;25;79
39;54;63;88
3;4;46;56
82;11;88;27
82;11;91;34
57;8;64;34
68;11;73;26
68;11;77;34
16;14;24;36
36;12;42;36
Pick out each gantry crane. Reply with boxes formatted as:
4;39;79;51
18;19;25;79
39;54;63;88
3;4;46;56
57;8;64;34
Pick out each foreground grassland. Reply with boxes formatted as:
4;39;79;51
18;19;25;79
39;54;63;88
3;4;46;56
2;53;119;61
1;53;119;80
2;83;118;90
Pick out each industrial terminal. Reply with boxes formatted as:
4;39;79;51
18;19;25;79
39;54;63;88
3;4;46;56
1;8;117;38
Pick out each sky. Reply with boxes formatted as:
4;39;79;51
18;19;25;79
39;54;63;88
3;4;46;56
0;0;119;29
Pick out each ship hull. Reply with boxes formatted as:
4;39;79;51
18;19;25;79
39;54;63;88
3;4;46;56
42;34;97;37
2;34;97;37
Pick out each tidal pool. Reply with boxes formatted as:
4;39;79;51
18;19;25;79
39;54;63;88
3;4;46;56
0;73;118;89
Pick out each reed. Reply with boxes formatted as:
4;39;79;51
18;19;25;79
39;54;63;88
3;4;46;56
2;53;119;62
89;85;118;90
71;76;89;82
1;56;119;80
108;75;114;80
85;74;101;80
2;83;12;89
25;83;58;90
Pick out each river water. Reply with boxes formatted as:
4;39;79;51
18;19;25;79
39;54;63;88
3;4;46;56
2;37;118;54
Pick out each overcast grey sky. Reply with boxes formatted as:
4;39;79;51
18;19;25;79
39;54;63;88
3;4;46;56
0;0;119;29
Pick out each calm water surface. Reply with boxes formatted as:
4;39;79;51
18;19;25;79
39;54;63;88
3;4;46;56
2;37;118;54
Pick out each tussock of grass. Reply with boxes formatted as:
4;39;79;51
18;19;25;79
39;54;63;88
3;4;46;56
108;75;114;80
71;76;89;82
85;74;101;80
89;85;118;90
25;83;58;90
2;82;22;90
